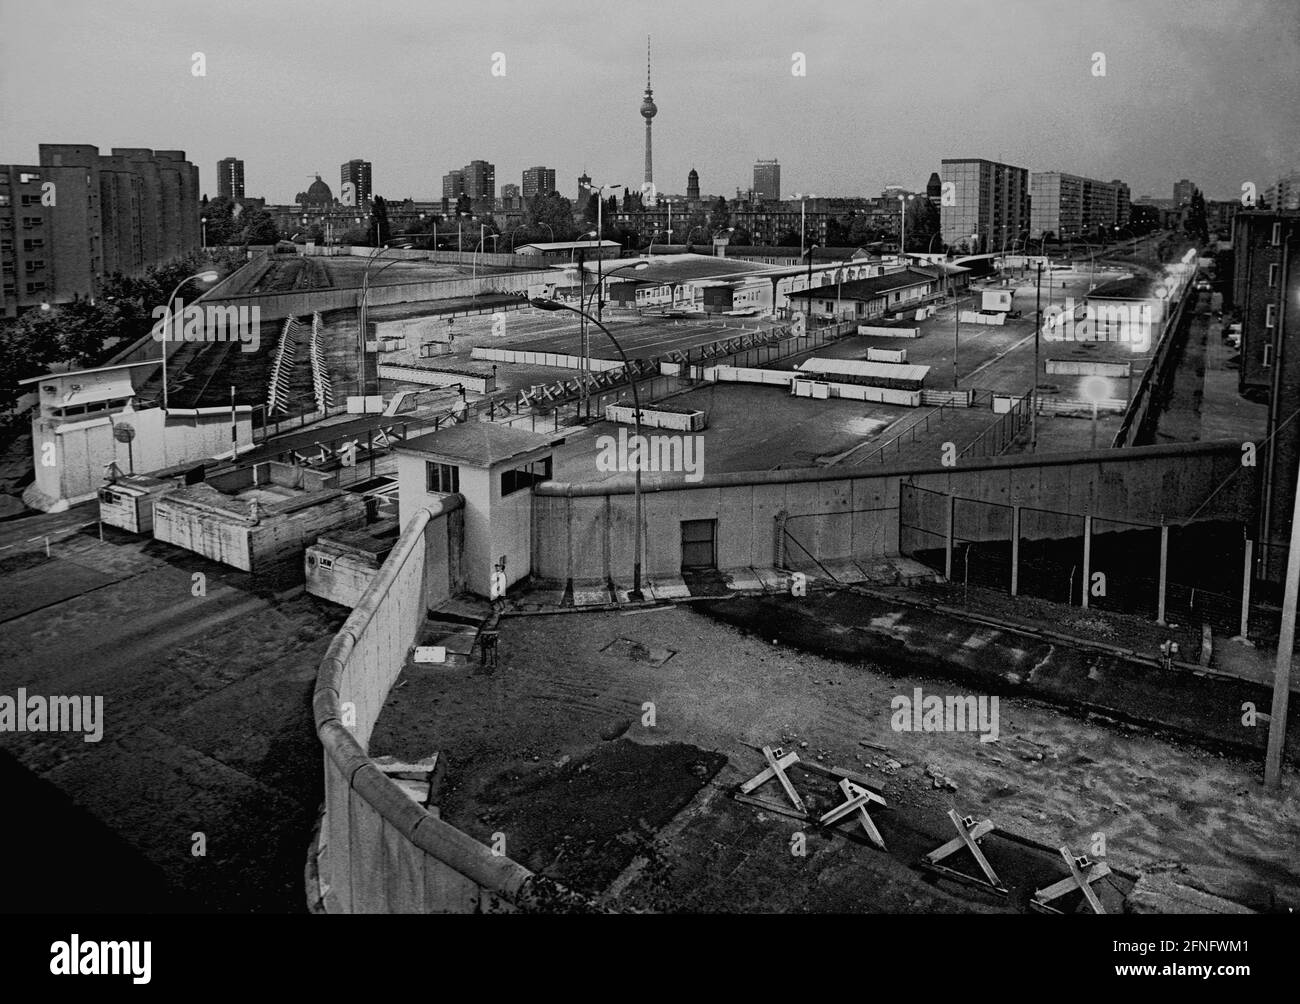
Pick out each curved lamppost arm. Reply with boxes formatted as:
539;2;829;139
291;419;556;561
528;296;645;600
161;270;218;410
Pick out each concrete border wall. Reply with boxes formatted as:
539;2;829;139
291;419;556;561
313;494;582;913
531;442;1256;582
205;269;559;322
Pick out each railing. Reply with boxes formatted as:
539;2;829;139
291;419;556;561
959;392;1032;459
850;403;952;465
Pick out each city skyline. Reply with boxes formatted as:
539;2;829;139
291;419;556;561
3;0;1296;207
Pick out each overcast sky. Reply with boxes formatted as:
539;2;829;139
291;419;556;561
2;0;1296;205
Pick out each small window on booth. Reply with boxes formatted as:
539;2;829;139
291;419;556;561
501;455;553;496
425;461;459;494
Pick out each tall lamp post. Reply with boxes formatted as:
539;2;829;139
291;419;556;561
592;182;625;323
357;243;413;396
897;193;915;257
803;245;819;323
580;260;650;418
1032;261;1043;451
160;270;220;410
529;295;647;601
1081;375;1112;449
952;233;976;387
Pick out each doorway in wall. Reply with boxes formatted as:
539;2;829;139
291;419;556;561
680;519;717;569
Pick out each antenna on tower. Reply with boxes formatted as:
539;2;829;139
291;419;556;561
646;35;652;90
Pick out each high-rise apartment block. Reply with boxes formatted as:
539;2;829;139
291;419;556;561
522;166;556;200
753;159;781;202
217;157;245;201
1030;172;1131;240
340;159;372;209
939;158;1029;253
461;160;495;202
0;144;199;318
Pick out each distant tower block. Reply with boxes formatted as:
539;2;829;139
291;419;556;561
687;168;700;206
640;35;658;186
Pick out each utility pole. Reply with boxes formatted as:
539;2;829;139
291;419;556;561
577;247;587;419
1032;262;1043;452
1265;430;1300;786
952;270;960;388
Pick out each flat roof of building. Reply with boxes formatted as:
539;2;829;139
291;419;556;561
570;253;783;284
786;268;936;301
399;422;566;466
796;357;931;383
18;359;156;386
516;240;620;252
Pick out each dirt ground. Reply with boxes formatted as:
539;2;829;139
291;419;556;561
369;602;1300;913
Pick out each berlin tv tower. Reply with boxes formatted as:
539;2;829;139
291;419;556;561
640;35;657;187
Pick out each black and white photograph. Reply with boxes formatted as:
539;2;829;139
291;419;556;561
0;0;1294;984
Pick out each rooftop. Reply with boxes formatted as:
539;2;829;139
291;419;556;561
571;254;784;284
516;240;621;252
786;268;937;301
399;422;565;466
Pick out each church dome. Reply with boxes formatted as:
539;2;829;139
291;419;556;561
300;175;334;206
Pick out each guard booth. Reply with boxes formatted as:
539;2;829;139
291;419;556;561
395;424;567;598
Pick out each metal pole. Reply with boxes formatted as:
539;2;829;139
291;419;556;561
1032;263;1042;452
945;493;955;581
1264;455;1300;786
1239;538;1253;639
953;274;959;388
1156;523;1168;625
1011;504;1021;597
1081;514;1092;609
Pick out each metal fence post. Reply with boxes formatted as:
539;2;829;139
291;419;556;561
1081;514;1093;609
945;493;955;581
1010;504;1021;596
1156;523;1169;625
1238;538;1253;639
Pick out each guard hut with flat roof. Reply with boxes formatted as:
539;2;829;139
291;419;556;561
395;424;566;598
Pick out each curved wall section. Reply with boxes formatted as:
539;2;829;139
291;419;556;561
313;494;549;913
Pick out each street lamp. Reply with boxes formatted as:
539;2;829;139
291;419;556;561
803;244;819;322
160;270;220;410
357;243;413;396
591;182;626;323
200;216;207;250
897;193;915;255
1081;375;1112;449
528;295;647;601
576;260;650;418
